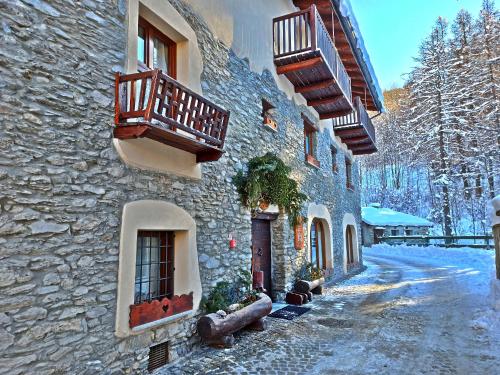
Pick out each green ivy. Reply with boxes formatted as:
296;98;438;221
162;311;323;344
233;153;307;226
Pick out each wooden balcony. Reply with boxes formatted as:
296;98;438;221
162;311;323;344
273;5;353;119
332;97;377;155
114;70;230;163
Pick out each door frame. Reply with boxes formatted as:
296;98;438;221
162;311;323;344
251;213;277;300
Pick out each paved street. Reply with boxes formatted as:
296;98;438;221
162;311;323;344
158;246;499;375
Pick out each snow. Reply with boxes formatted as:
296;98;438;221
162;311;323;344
338;0;385;110
490;195;500;226
362;205;434;227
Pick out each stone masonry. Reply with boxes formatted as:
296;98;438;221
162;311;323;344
0;0;363;373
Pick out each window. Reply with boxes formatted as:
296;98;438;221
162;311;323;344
310;219;326;269
331;147;338;173
346;225;355;265
138;17;176;77
345;158;353;189
405;229;413;236
391;229;398;236
303;116;320;167
135;231;174;304
262;99;277;131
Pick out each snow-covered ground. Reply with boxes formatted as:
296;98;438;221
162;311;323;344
160;244;499;374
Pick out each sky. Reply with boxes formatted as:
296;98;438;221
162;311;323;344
350;0;485;91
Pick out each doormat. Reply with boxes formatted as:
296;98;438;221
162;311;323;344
268;305;311;320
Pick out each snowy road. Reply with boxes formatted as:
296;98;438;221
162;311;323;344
159;245;499;375
314;245;500;374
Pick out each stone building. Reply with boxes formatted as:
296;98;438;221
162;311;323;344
362;204;434;247
0;0;383;373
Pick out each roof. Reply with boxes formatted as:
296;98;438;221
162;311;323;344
362;206;434;227
333;0;385;112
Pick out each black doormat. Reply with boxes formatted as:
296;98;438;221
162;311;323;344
268;305;311;320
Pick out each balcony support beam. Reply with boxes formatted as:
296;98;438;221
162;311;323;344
343;135;371;145
276;57;323;75
319;109;353;120
307;95;343;107
295;79;336;94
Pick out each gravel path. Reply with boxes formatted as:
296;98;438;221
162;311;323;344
157;246;499;374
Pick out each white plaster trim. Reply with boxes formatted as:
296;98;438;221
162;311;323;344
307;203;334;270
342;213;360;273
115;0;204;178
115;200;202;338
131;310;193;333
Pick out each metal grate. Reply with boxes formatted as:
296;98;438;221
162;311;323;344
148;342;169;372
135;231;174;304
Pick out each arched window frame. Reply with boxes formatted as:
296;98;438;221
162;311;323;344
310;219;326;269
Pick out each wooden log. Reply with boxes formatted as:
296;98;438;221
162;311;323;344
197;293;272;345
311;285;323;295
296;292;310;303
294;277;325;293
202;334;235;348
245;317;268;331
286;292;304;305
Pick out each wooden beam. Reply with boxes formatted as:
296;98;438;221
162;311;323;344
308;95;343;107
276;57;322;75
334;127;364;137
295;79;336;94
319;109;353;120
344;135;371;145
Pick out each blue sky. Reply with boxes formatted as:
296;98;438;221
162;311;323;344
350;0;484;90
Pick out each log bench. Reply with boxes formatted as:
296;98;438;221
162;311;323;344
197;293;272;348
294;277;325;295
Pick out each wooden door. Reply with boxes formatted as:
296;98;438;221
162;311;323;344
251;219;272;297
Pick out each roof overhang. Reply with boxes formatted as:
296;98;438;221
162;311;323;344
293;0;385;112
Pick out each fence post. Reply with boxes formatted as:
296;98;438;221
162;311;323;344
491;197;500;280
494;224;500;280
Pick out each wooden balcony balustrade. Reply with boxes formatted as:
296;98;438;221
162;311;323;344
273;5;353;119
332;96;377;155
114;69;230;163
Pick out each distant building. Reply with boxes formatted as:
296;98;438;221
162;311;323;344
362;204;434;247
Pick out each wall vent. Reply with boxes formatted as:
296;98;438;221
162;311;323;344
148;342;169;372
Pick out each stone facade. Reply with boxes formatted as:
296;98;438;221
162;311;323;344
362;223;430;247
0;0;364;373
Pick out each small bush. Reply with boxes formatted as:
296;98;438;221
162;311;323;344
201;269;260;314
294;262;324;282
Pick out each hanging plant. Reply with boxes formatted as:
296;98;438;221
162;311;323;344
233;153;307;226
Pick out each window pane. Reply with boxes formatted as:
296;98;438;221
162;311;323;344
153;37;169;72
138;26;146;64
317;223;324;269
310;222;317;266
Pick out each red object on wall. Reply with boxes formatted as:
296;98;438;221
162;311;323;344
129;292;193;328
294;221;304;250
229;238;237;249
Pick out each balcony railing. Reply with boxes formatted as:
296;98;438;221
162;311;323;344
273;5;352;117
332;97;377;155
114;70;230;163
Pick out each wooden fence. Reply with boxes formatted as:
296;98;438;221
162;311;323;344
379;235;494;249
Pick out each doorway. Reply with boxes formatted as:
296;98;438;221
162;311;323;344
251;218;272;298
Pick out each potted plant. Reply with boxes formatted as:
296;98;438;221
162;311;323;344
197;270;272;348
233;153;307;226
294;263;325;295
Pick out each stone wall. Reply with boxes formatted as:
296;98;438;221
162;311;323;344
0;0;363;373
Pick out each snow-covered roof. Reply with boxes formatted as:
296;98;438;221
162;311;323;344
335;0;385;111
362;206;434;227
